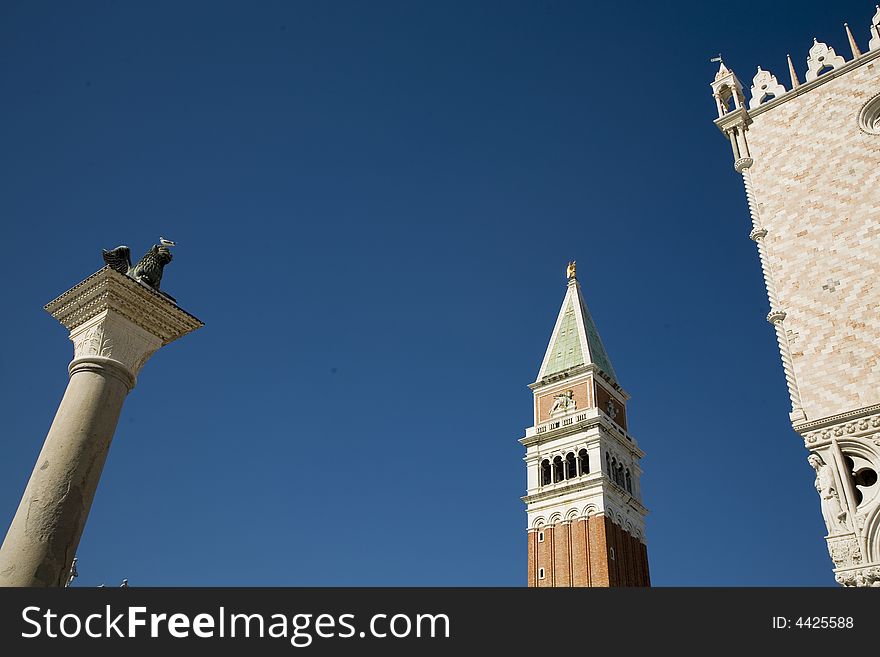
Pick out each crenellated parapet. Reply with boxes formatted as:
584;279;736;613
714;11;880;120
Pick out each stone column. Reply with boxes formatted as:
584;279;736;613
0;266;202;586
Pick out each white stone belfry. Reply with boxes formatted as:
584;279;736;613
0;266;202;586
711;6;880;587
710;61;747;119
521;265;649;587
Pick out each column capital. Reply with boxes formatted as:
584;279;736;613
766;309;787;324
749;227;768;241
45;267;203;387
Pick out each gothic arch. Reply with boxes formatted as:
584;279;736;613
548;512;563;525
836;439;880;509
836;438;880;460
532;516;547;529
865;506;880;563
582;504;599;517
566;508;580;521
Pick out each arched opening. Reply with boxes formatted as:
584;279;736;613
605;452;611;474
816;63;834;77
565;452;577;479
617;463;624;487
553;456;564;483
843;454;878;507
610;457;617;482
625;468;632;494
540;459;551;486
858;93;880;134
578;449;589;475
717;85;737;113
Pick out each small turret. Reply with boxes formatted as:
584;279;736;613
710;60;746;118
709;60;752;168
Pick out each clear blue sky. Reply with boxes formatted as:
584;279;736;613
1;1;872;586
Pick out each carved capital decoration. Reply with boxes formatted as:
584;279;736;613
827;535;862;568
766;309;787;324
835;566;880;587
749;227;768;241
46;267;203;390
69;311;162;386
45;267;203;345
803;411;880;447
733;156;754;172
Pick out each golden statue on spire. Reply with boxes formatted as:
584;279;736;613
566;261;577;280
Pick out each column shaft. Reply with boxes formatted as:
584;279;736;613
0;362;129;586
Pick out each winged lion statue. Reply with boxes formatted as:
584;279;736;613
102;237;176;293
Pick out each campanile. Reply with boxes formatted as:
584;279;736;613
521;263;649;587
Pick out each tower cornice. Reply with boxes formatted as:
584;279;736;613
520;409;644;458
529;363;629;398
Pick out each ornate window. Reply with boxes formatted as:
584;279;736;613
859;93;880;135
565;452;577;479
578;449;589;475
716;85;738;114
540;459;552;486
842;454;878;507
553;456;564;483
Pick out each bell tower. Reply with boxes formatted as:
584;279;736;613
520;263;650;587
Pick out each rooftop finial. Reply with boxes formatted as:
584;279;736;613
710;54;729;79
787;54;801;88
805;39;847;81
844;23;862;58
566;261;577;281
871;6;880;52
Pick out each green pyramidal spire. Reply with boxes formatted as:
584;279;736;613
536;263;618;384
